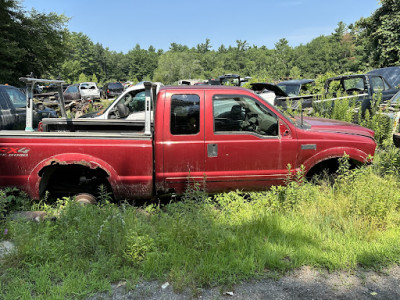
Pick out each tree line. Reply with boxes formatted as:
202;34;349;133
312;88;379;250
1;0;400;86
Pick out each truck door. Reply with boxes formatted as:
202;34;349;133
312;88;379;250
160;91;205;194
204;92;297;193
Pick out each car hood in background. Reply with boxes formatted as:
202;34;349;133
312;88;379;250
250;83;288;97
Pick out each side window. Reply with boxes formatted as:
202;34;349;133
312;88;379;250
213;95;278;136
371;76;384;92
0;90;12;109
343;78;365;91
383;79;390;90
5;87;26;108
170;94;200;135
327;80;343;94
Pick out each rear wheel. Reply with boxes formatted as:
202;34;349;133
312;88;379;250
75;193;97;205
39;164;113;202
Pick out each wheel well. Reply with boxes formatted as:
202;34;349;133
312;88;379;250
306;157;361;180
38;164;113;200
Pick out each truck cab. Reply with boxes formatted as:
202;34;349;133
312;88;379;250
153;85;376;195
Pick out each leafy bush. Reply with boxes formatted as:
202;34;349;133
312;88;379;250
124;232;155;265
372;146;400;176
0;187;31;220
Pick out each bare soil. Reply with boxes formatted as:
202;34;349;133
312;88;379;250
88;265;400;299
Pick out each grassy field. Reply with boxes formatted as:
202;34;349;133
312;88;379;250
1;147;400;299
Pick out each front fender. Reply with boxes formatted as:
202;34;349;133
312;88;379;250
302;147;370;172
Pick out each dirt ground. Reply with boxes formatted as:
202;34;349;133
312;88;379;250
88;265;400;299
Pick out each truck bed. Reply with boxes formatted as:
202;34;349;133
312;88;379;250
0;128;153;200
40;118;146;133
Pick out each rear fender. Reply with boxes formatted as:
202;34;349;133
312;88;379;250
27;153;120;199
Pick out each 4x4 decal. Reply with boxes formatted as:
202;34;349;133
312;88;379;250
0;147;30;157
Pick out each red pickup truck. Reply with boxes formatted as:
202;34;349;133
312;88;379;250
0;83;376;201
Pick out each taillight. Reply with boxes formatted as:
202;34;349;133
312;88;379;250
107;89;110;93
38;121;43;132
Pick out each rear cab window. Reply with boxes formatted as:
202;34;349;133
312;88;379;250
109;83;123;89
170;94;200;135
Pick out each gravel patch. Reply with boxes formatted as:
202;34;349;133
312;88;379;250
87;265;400;299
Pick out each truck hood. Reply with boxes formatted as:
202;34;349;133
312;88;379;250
297;116;375;138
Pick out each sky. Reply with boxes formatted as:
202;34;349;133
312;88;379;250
22;0;380;53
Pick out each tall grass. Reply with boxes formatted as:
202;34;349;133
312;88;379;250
1;149;400;298
291;91;395;146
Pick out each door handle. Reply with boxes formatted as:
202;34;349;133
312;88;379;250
207;144;218;157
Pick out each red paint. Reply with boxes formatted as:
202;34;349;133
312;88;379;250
0;86;377;200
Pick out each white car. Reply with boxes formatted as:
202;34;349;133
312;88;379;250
79;82;163;120
79;82;101;100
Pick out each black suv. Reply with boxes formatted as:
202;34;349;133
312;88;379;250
102;82;124;99
0;85;56;130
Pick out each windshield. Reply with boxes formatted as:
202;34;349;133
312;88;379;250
66;85;79;93
277;84;300;96
109;83;123;89
80;83;97;90
254;92;308;128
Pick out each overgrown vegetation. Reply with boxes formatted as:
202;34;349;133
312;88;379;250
1;148;400;298
282;88;395;147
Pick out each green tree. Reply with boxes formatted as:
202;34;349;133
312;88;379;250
271;38;293;79
289;66;301;79
78;73;87;83
355;0;400;67
153;52;203;84
60;60;81;83
0;0;24;83
91;73;98;83
169;42;189;52
126;44;159;82
196;38;212;54
0;0;68;85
